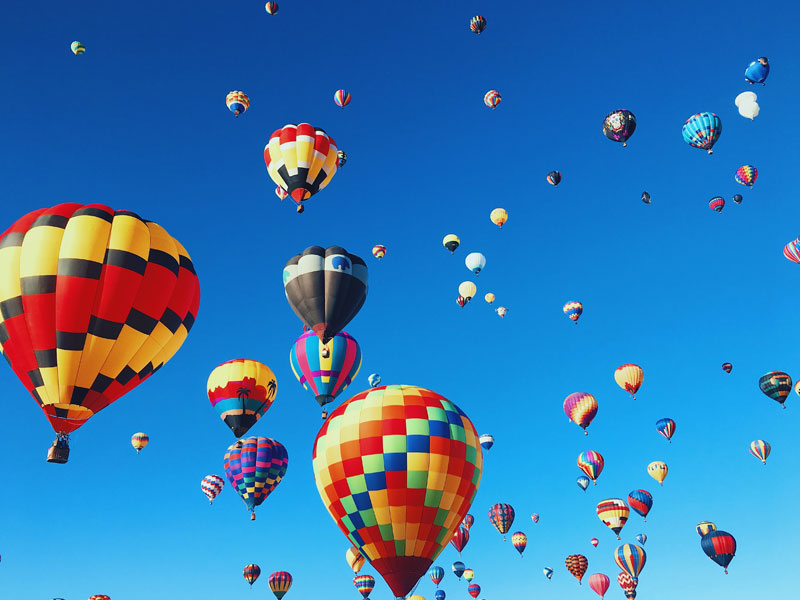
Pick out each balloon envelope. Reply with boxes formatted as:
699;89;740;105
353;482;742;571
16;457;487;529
207;359;277;437
224;437;288;518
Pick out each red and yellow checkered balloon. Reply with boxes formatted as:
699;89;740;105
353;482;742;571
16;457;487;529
312;385;483;598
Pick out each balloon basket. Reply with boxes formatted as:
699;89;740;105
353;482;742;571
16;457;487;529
250;513;256;521
46;436;70;464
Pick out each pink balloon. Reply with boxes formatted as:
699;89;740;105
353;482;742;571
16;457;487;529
589;573;610;599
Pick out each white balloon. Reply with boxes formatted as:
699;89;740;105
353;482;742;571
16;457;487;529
464;252;486;275
738;101;760;120
735;91;757;108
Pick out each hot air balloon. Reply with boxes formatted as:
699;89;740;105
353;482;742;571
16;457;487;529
701;531;736;573
465;252;486;274
484;293;495;304
543;567;553;579
443;234;460;253
565;554;588;585
614;544;646;582
627;490;653;521
744;57;769;84
709;196;725;212
495;306;508;318
456;296;467;308
434;591;445;600
368;373;381;388
617;572;637;599
458;281;477;302
89;596;110;600
682;112;721;154
337;150;347;168
131;432;149;453
641;191;651;204
265;125;339;212
596;499;630;539
283;245;367;343
207;359;277;437
636;534;647;545
467;584;480;599
732;194;743;205
646;461;667;486
224;437;288;520
429;566;444;587
721;362;734;374
334;89;351;108
759;371;791;408
347;547;366;574
201;474;224;504
735;165;758;188
463;569;474;583
563;392;598;435
796;380;800;397
512;532;527;556
614;364;643;399
489;503;515;540
269;572;293;599
784;239;800;263
490;208;507;228
531;513;540;524
312;385;483;599
463;514;475;529
749;440;771;464
449;526;469;554
484;90;501;109
470;15;486;34
577;451;604;484
372;245;386;260
655;418;676;443
70;41;85;54
276;186;289;201
697;521;717;537
563;301;583;323
577;476;591;491
452;562;465;580
353;575;375;599
547;171;562;186
226;91;250;117
602;110;636;146
244;564;261;587
0;204;200;463
591;538;599;547
265;1;279;14
290;330;362;419
589;573;610;599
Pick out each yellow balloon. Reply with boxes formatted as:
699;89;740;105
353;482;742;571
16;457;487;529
408;596;427;600
647;461;668;485
490;208;508;228
458;281;477;301
484;293;495;303
443;234;460;253
614;364;643;399
346;546;365;574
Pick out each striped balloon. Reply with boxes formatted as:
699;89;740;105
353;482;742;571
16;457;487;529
467;584;481;598
682;112;722;154
709;196;725;212
563;392;598;434
429;566;444;586
484;90;501;109
700;530;736;573
449;526;469;553
697;521;717;537
462;514;475;529
722;363;733;373
758;370;792;408
614;544;646;582
269;571;293;599
334;89;351;108
563;301;583;323
614;364;643;399
201;474;224;504
627;490;653;521
70;41;85;54
265;2;279;14
289;330;362;418
224;437;288;520
226;91;250;116
749;439;771;464
469;15;486;34
372;245;386;260
783;239;800;263
636;534;647;545
131;432;149;453
596;499;629;539
547;171;562;186
511;531;527;556
655;418;676;442
452;561;465;579
353;575;375;599
488;503;515;539
243;564;261;586
577;451;604;484
735;165;758;188
589;573;610;599
565;554;588;584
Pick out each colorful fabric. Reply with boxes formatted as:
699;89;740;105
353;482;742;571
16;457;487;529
467;584;481;598
596;499;630;538
696;521;717;537
547;171;561;186
429;566;444;586
709;196;725;212
70;41;85;54
682;112;722;154
488;503;515;536
130;432;149;453
224;437;288;517
783;239;800;263
602;110;636;145
563;392;598;433
243;564;261;586
627;490;653;520
655;418;675;442
614;544;646;582
469;16;486;34
758;371;791;407
511;531;527;555
226;91;250;116
563;301;583;323
647;461;668;485
334;89;351;108
347;547;366;574
484;90;501;109
577;451;604;483
614;364;643;398
269;571;293;599
749;439;771;464
565;554;588;584
201;474;224;504
700;531;736;573
353;575;375;599
735;165;758;187
372;245;386;260
449;526;469;553
207;359;277;437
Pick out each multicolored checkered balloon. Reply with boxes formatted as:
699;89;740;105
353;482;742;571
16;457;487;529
224;437;288;520
312;385;483;598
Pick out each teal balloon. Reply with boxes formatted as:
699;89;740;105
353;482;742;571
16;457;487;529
682;112;722;154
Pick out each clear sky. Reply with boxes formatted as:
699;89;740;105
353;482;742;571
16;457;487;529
1;1;799;599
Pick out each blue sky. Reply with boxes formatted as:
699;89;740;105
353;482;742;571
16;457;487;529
1;1;799;598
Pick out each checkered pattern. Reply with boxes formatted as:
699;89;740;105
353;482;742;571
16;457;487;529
353;575;375;598
243;564;261;586
207;358;277;437
269;571;293;598
201;474;224;504
225;91;250;116
0;204;200;436
565;554;588;584
577;451;604;484
488;503;515;536
596;499;630;539
735;165;758;187
224;437;288;517
312;385;483;598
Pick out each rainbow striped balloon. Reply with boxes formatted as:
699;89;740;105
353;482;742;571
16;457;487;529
269;571;293;599
749;439;771;464
353;575;375;599
577;451;604;484
484;90;501;109
334;89;351;108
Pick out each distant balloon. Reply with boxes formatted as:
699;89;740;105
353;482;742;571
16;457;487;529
484;90;501;109
596;499;630;539
467;584;481;599
226;91;250;117
615;364;643;399
465;252;486;274
547;171;562;186
759;371;792;408
480;434;494;450
602;109;637;146
459;281;477;302
70;41;85;55
617;572;637;599
784;239;800;263
131;432;149;454
589;573;610;599
208;359;277;437
543;567;554;579
709;196;725;212
655;418;676;443
701;531;736;573
465;569;475;584
697;521;717;537
470;15;486;34
201;474;224;504
488;503;515;540
372;244;387;260
490;208;508;228
443;234;460;253
591;538;599;547
577;476;591;491
463;514;475;529
531;513;540;524
744;57;770;85
450;526;469;554
334;89;351;108
578;451;604;484
429;566;444;587
614;544;646;582
367;373;381;388
627;490;653;521
269;572;293;600
347;547;366;574
456;296;467;308
735;165;758;188
512;532;527;556
337;150;347;168
434;590;446;600
732;194;743;204
353;575;375;599
224;437;288;520
565;554;588;584
265;1;279;14
641;191;651;204
722;362;733;373
682;112;722;154
244;564;261;587
636;534;647;545
495;306;508;318
563;392;598;435
647;461;668;486
452;561;465;579
734;91;758;108
484;293;495;304
749;439;771;464
563;301;583;323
